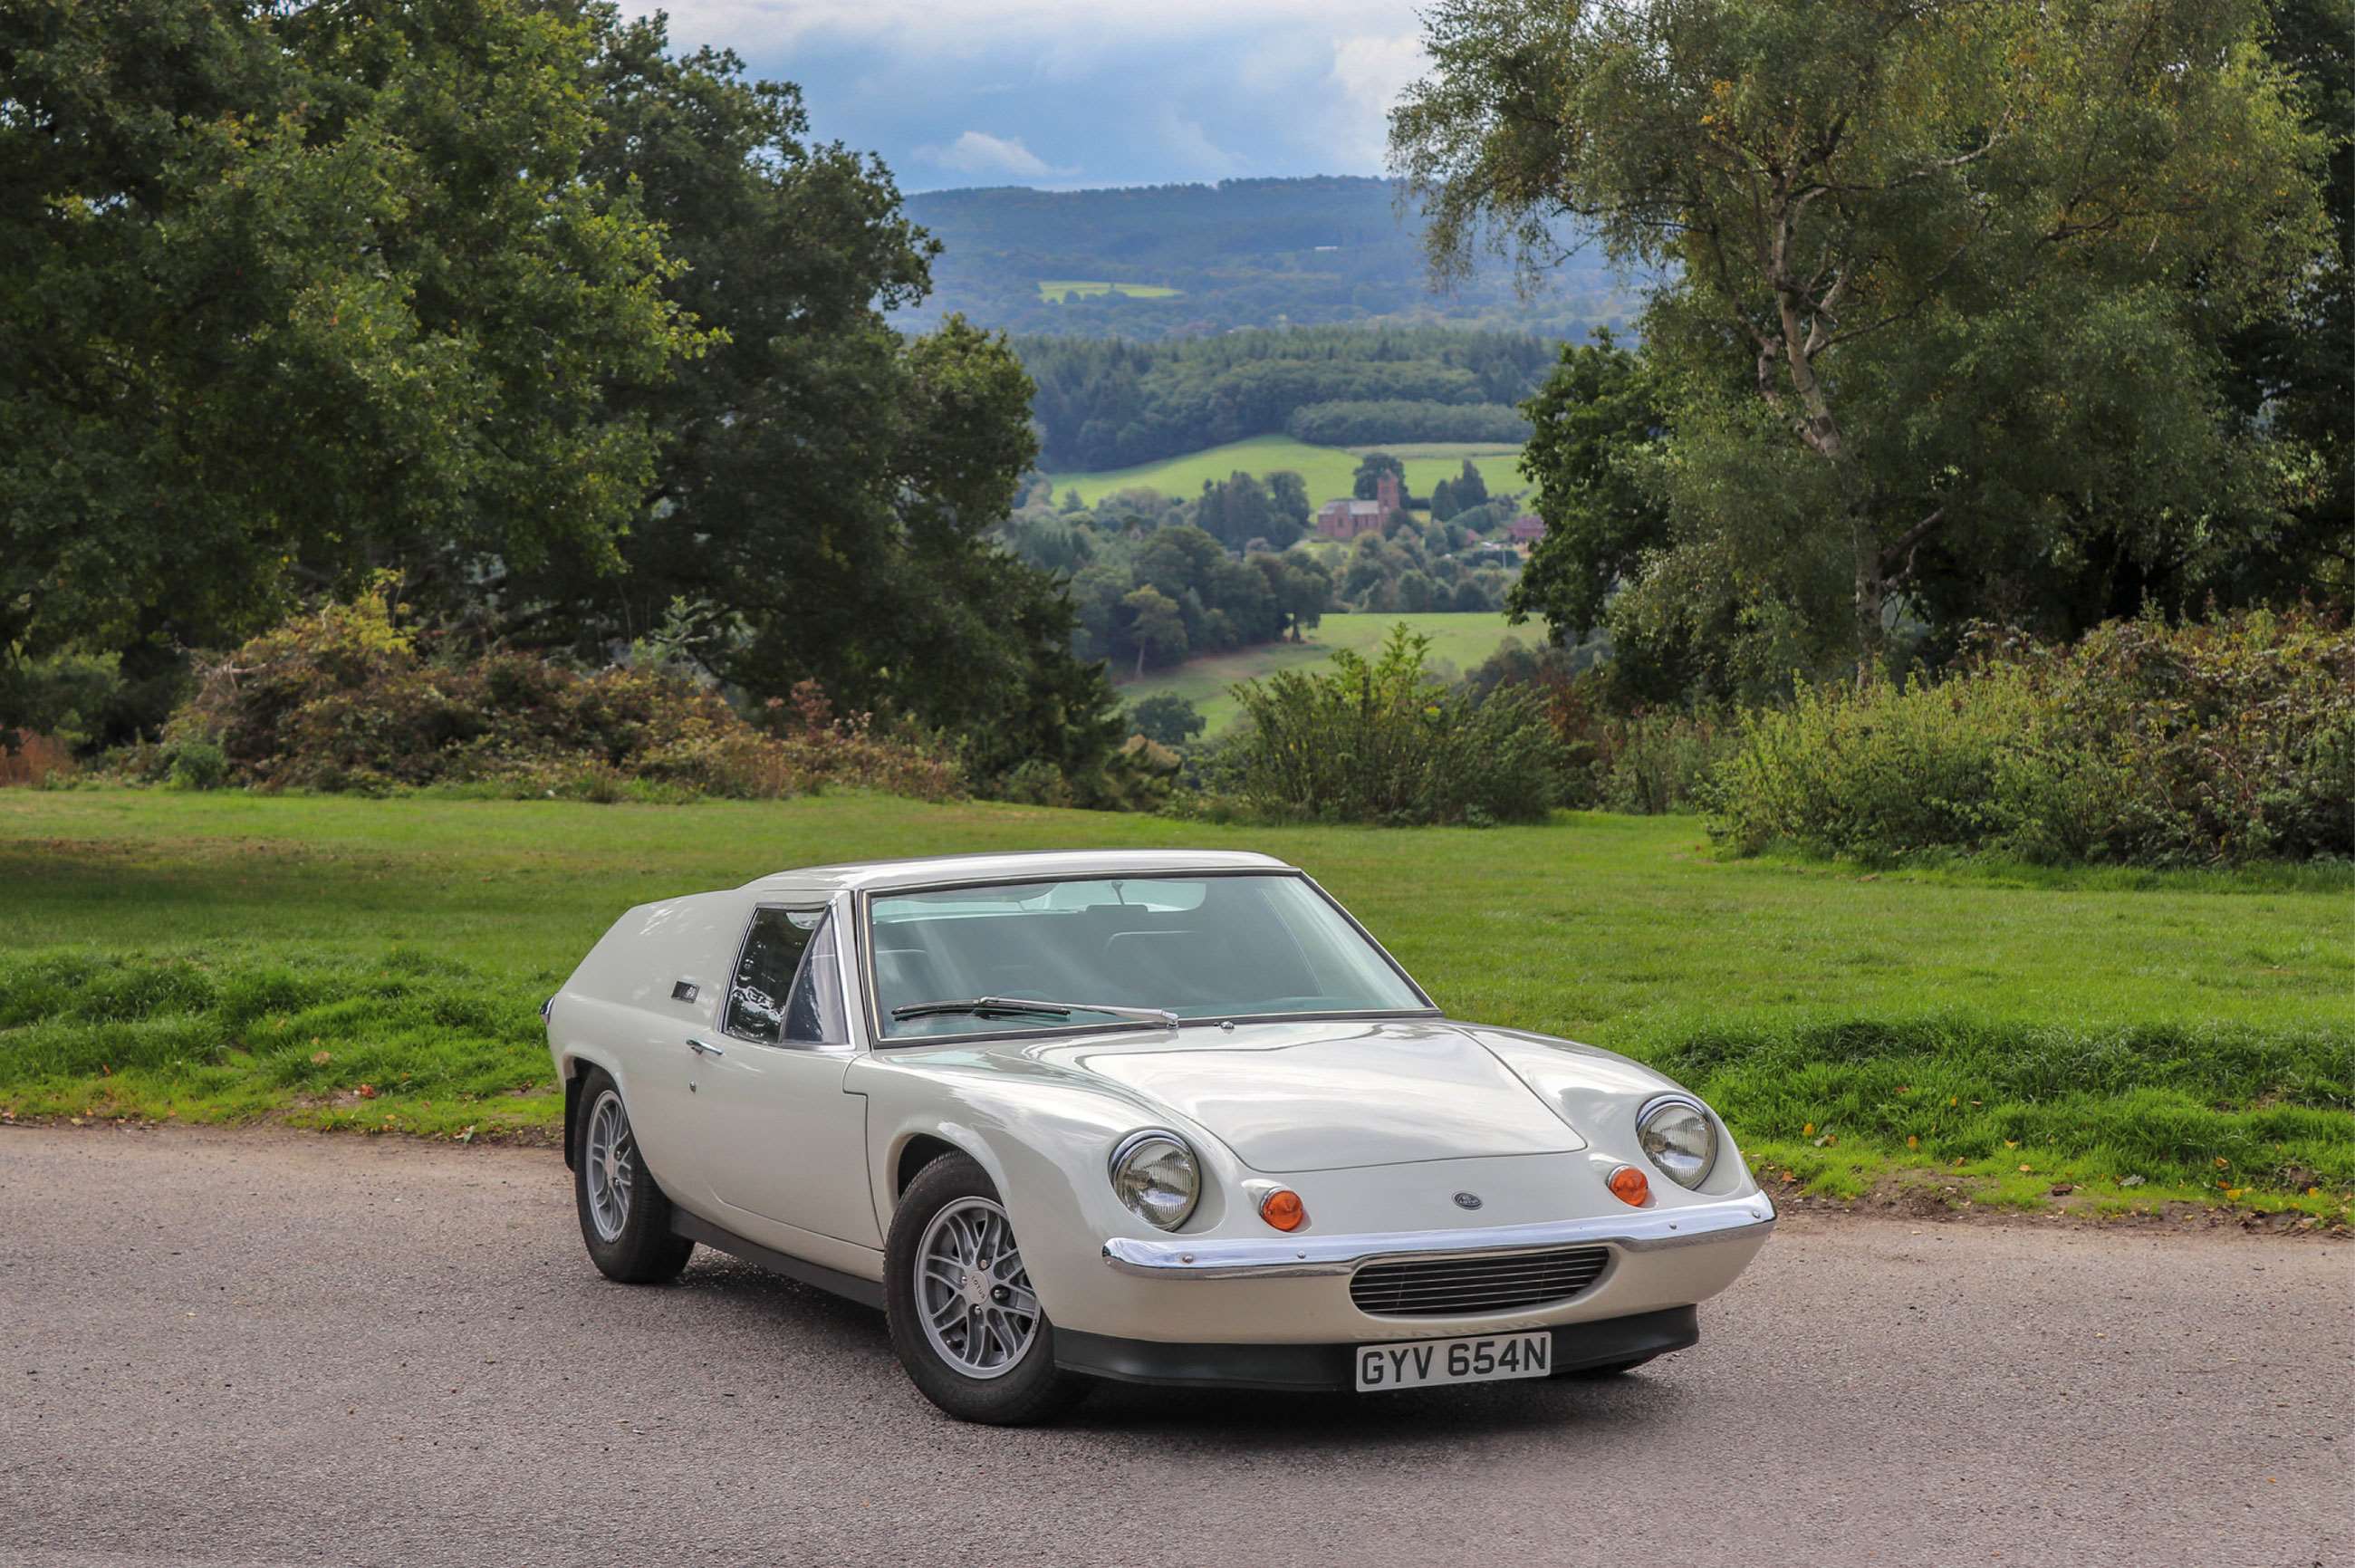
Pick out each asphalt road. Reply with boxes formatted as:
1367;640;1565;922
1;1128;2346;1568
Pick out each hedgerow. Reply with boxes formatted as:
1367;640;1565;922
1708;611;2355;864
139;592;961;803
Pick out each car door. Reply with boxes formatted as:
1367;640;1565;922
693;899;882;1249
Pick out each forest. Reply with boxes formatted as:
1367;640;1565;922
1014;326;1556;472
892;177;1630;340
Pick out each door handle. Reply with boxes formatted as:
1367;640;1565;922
687;1036;725;1058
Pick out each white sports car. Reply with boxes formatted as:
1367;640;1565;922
545;850;1773;1423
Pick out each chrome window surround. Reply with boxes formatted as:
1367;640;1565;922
719;899;858;1053
1100;1192;1776;1280
852;869;1440;1050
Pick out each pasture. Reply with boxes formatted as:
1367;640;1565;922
1036;280;1182;301
1117;611;1526;731
1042;435;1528;509
2;790;2347;1216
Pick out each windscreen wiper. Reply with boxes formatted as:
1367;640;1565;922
889;996;1178;1027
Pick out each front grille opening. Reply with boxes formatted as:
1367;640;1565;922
1349;1246;1610;1317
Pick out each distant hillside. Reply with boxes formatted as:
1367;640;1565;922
895;176;1630;340
1014;324;1555;473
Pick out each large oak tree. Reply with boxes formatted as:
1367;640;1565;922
1393;0;2331;688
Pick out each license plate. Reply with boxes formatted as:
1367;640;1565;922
1353;1331;1552;1392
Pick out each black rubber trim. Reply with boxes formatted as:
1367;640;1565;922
670;1210;887;1310
561;1072;581;1170
1054;1305;1700;1391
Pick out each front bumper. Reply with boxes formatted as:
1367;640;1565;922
1043;1189;1773;1344
1054;1305;1702;1391
1101;1191;1774;1280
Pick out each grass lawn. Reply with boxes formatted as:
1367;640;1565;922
1042;434;1528;510
1037;280;1181;301
2;789;2349;1218
1116;611;1529;732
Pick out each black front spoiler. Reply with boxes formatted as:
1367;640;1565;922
1052;1305;1700;1392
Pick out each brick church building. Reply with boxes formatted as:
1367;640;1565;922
1315;471;1403;540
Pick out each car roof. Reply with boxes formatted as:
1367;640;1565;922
738;848;1294;898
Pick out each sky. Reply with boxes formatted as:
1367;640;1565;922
620;0;1430;191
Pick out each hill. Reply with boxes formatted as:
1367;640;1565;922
894;177;1631;340
1043;436;1527;512
1014;323;1557;473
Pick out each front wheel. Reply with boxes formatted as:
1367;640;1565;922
572;1069;695;1284
886;1152;1089;1425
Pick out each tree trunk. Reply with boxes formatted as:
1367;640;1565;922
1134;644;1146;680
1771;255;1882;673
1852;517;1886;678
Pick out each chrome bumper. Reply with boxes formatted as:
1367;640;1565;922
1101;1191;1775;1280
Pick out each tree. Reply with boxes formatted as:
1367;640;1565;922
1266;471;1312;539
1451;458;1490;513
495;14;1124;783
2216;0;2354;606
1253;553;1333;642
0;0;703;672
1121;587;1188;677
1353;452;1406;501
1394;0;2331;679
1506;334;1670;643
1126;693;1206;747
1195;471;1275;550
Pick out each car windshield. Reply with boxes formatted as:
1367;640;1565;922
867;873;1429;1041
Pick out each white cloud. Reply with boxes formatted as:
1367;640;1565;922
918;130;1072;179
1152;108;1245;177
1324;31;1426;169
618;0;1437;188
635;0;1422;53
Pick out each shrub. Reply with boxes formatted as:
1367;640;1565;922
1708;610;2355;865
1227;625;1563;824
162;593;961;802
1461;646;1734;813
163;740;230;792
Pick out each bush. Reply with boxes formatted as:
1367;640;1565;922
161;592;962;802
163;740;230;792
1461;645;1734;813
1227;625;1563;824
1709;610;2355;865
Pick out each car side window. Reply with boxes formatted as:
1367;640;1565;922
725;908;822;1044
780;913;849;1045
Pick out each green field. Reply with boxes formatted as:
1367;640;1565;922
1036;279;1182;302
2;790;2348;1217
1043;435;1528;510
1119;612;1528;733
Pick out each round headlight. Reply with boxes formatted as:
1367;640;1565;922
1109;1130;1199;1230
1637;1094;1717;1189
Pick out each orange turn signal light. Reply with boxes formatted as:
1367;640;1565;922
1259;1188;1307;1232
1607;1165;1651;1207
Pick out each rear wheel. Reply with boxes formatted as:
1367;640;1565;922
886;1151;1089;1425
572;1069;695;1284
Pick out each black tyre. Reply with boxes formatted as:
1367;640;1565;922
886;1151;1090;1425
572;1069;695;1284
